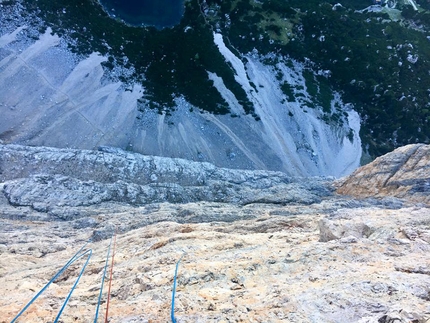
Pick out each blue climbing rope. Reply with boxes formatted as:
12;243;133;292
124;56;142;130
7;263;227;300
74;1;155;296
171;254;185;323
104;232;117;323
10;242;91;323
93;236;113;323
53;248;92;323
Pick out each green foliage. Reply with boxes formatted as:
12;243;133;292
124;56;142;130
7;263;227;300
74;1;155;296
23;0;254;115
416;0;430;10
279;3;430;156
210;0;430;156
280;82;295;101
261;0;296;15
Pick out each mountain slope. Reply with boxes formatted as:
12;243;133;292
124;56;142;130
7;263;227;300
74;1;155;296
0;21;361;176
2;0;427;158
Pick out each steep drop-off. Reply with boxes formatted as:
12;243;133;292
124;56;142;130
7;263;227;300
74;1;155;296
0;6;361;177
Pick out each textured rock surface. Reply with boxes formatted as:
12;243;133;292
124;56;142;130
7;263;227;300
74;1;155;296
1;205;429;323
0;144;429;322
0;144;332;214
337;144;430;205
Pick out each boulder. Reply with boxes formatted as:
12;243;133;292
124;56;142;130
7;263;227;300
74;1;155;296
319;217;374;242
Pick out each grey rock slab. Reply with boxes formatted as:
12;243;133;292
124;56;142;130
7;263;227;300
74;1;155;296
0;144;333;190
0;145;334;218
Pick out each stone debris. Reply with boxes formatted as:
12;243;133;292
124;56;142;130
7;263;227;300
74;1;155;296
0;144;332;212
394;265;430;276
0;17;362;177
318;216;374;242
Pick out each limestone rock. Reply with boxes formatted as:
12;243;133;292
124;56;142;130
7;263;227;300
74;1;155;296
318;216;374;242
1;206;429;322
378;308;430;323
1;144;430;322
0;25;361;177
0;145;332;220
337;144;430;205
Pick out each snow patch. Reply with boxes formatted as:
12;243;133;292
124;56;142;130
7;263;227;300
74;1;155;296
0;25;26;47
213;33;253;93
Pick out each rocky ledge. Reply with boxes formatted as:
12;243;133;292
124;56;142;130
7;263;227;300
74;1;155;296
0;144;429;323
0;144;332;225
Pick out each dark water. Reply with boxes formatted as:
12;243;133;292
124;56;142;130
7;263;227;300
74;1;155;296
99;0;184;29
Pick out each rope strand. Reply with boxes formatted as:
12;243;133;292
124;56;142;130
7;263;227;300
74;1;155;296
53;249;93;323
94;236;113;323
104;232;117;323
11;242;91;323
171;254;185;323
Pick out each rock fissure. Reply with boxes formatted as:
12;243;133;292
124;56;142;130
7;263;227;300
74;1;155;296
381;144;422;188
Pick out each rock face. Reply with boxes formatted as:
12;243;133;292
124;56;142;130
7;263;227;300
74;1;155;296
0;144;429;323
337;144;430;205
0;144;331;219
1;206;430;323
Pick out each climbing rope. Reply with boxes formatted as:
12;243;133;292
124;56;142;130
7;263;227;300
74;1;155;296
104;232;117;323
10;242;92;323
171;254;185;323
53;248;92;323
94;236;113;323
11;235;192;322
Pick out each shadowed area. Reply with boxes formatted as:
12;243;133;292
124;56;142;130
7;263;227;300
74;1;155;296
99;0;185;28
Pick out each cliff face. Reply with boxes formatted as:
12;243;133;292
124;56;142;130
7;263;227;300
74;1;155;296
0;144;429;323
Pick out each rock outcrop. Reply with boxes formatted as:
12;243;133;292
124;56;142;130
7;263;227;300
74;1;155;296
0;144;429;323
337;144;430;205
0;144;332;219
